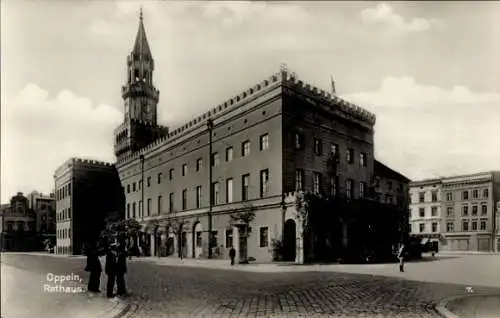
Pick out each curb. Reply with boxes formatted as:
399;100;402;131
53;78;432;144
100;298;135;318
435;294;500;318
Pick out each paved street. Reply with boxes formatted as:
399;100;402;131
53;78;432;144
2;253;500;317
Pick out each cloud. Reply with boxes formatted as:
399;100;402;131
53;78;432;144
1;84;121;201
344;78;500;181
360;3;444;34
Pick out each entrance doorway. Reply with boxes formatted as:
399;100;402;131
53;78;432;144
238;226;248;263
283;219;296;261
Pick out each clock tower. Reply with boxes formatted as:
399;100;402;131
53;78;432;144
114;9;168;161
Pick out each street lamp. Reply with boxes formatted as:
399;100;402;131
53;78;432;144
207;118;214;259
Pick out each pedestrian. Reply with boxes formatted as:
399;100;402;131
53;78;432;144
85;241;103;293
116;238;128;297
398;243;406;272
229;247;236;266
105;241;118;298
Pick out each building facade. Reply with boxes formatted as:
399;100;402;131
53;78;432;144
110;12;414;263
409;178;442;245
54;158;124;255
27;191;56;245
0;193;38;251
410;172;500;252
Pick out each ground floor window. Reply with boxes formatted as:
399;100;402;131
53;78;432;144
259;227;269;247
196;232;202;248
225;229;233;248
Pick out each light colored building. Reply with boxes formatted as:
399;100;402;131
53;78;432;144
409;178;442;244
54;158;123;255
27;191;56;244
109;11;412;263
440;172;500;252
0;193;37;251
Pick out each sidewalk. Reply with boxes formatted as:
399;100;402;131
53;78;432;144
437;294;500;318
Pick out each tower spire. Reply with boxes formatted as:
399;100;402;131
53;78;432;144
140;6;143;21
133;6;152;59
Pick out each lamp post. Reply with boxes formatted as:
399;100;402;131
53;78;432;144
207;119;214;259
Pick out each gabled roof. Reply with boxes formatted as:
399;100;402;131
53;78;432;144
132;9;152;59
374;160;410;183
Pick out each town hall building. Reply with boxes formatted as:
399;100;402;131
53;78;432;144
113;11;408;263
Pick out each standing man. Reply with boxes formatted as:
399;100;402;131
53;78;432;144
116;238;128;297
85;241;103;293
105;241;118;298
229;247;236;266
398;243;406;272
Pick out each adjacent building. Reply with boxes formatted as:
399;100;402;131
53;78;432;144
410;172;500;252
27;191;56;245
112;12;406;263
0;193;38;251
54;158;124;255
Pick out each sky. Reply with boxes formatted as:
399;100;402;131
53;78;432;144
2;1;500;203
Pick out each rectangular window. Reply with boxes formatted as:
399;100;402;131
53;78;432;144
480;220;487;231
212;182;220;205
472;205;478;216
225;229;233;248
432;222;438;232
128;184;132;194
182;164;187;176
132;202;136;218
139;201;143;218
472;220;478;231
419;192;425;203
431;191;438;202
157;173;162;184
260;134;269;151
446;192;453;201
196;186;202;209
360;153;367;167
133;182;136;192
472;189;478;199
330;176;338;196
260;169;269;197
483;189;489;198
463;191;469;200
294;133;303;150
359;182;366;198
431;206;438;217
346;149;354;164
211;231;218;248
146;176;151;187
481;205;487;215
68;207;71;219
446;206;454;217
346;179;353;199
447;222;454;232
295;169;304;191
242;174;249;201
313;172;321;194
169;168;174;180
182;189;187;210
68;183;72;196
419;223;425;233
463;205;469;216
242;141;251;156
330;143;338;158
127;204;130;219
226;178;233;203
147;198;151;216
259;227;269;247
157;196;163;215
169;193;174;213
212;152;220;167
196;158;203;171
314;138;322;156
462;220;469;231
226;147;233;162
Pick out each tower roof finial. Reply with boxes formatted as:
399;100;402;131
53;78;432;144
140;5;143;20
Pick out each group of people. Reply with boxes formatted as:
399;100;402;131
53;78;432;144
84;238;128;298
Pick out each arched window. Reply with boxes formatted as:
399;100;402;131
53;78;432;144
134;69;139;81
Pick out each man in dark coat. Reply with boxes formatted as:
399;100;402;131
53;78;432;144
105;242;118;298
229;247;236;266
85;241;103;293
116;239;128;296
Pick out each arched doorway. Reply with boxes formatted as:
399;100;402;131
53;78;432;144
177;223;184;258
283;219;296;261
192;222;203;258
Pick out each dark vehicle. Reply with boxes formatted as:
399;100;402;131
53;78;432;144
421;241;439;254
404;236;423;260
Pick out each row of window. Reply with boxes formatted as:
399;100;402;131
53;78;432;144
56;183;72;201
445;204;488;217
57;228;71;239
417;222;439;233
295;132;368;167
126;135;270;194
446;219;488;232
417;190;439;203
295;169;366;198
445;189;489;201
57;208;72;221
127;170;269;218
416;206;440;218
4;221;36;232
188;227;270;250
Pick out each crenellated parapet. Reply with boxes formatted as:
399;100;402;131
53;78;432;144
71;157;114;167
